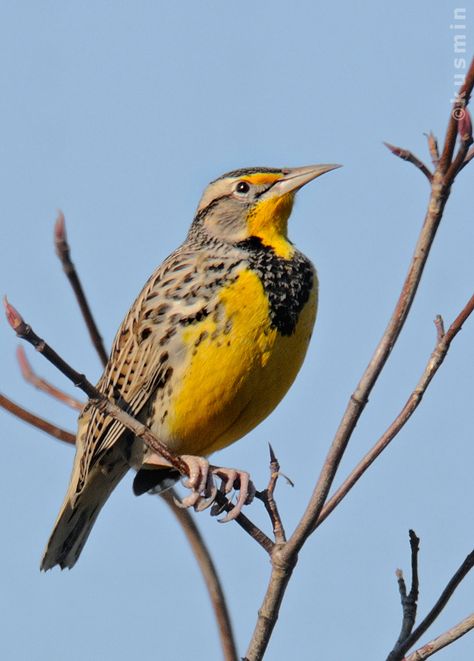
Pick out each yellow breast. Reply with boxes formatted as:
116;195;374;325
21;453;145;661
164;267;317;456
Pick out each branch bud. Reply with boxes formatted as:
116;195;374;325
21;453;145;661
457;107;473;143
3;296;24;332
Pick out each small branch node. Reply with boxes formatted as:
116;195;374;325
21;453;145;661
434;315;445;342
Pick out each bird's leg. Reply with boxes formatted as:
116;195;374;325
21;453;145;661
173;455;255;521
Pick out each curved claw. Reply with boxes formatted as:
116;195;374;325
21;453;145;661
174;455;255;522
212;467;256;523
173;490;201;509
194;490;217;512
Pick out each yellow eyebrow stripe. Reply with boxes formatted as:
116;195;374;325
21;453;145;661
242;173;284;186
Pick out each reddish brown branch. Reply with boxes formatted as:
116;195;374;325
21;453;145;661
438;57;474;174
54;212;108;366
384;142;433;182
16;346;83;410
0;393;75;444
445;108;473;187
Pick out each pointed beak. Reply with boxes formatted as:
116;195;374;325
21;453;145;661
264;164;342;198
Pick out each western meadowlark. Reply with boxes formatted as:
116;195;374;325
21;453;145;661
41;163;340;570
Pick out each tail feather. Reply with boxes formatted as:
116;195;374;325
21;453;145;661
41;457;129;571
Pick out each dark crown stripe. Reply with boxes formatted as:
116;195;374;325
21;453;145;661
213;167;283;182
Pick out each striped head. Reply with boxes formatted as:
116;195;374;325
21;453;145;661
192;165;340;257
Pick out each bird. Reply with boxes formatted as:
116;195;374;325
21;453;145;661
41;163;340;570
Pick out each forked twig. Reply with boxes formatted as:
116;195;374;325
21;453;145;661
255;445;289;544
387;549;474;660
388;531;420;659
316;292;474;527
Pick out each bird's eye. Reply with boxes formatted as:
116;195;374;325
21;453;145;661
235;181;250;194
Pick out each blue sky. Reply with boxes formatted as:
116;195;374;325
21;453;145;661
0;2;473;660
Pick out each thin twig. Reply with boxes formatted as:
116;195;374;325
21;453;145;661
161;490;238;661
316;292;474;527
390;531;420;657
404;613;474;660
16;346;83;410
438;59;474;173
255;445;287;544
426;132;439;167
388;550;474;660
54;212;108;366
444;107;473;187
0;393;75;444
213;491;274;553
460;145;474;171
384;142;433;182
243;57;474;661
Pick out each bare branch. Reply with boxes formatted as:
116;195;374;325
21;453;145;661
388;550;474;660
384;142;433;182
54;212;108;366
438;57;474;174
0;393;75;444
404;613;474;660
434;314;445;342
316;292;474;527
16;346;83;410
255;445;288;544
460;144;474;171
388;531;421;660
445;107;473;186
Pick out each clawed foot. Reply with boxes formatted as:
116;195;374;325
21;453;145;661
173;455;255;522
